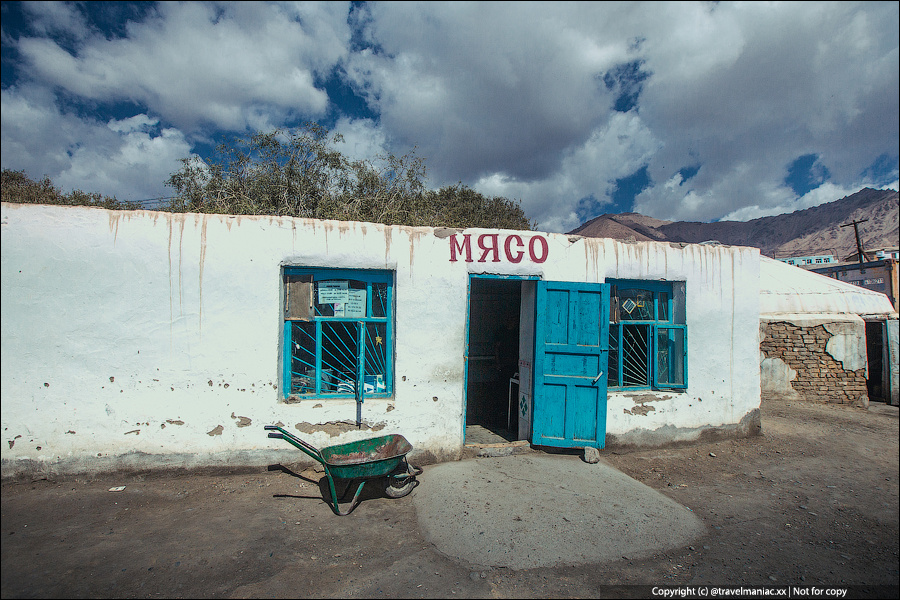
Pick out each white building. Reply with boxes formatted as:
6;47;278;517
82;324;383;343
2;202;762;478
777;254;836;267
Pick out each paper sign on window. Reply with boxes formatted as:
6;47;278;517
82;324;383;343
317;280;349;304
344;289;367;318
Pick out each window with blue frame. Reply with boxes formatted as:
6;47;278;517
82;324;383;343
607;280;687;390
282;268;393;400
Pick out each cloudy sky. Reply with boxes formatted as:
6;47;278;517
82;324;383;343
2;1;897;232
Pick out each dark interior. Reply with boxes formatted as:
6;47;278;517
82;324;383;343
866;320;885;402
465;278;521;438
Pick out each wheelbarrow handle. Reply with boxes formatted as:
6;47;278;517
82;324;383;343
264;425;326;465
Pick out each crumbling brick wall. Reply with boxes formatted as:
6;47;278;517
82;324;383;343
760;322;868;405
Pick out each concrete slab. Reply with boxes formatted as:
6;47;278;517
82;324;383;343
464;424;516;445
413;453;706;569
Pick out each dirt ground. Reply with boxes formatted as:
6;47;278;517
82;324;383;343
2;398;898;599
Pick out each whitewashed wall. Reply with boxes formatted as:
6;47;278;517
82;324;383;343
596;240;762;445
1;203;761;477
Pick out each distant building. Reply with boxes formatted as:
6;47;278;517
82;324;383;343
843;247;900;263
777;254;836;267
811;258;899;313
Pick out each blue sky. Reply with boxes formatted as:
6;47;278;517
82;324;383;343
1;1;897;233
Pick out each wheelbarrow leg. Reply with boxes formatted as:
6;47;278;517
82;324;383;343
336;479;354;501
322;472;367;516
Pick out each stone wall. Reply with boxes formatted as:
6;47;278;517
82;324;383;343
760;320;868;406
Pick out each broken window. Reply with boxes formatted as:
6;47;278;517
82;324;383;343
282;268;393;400
608;280;687;390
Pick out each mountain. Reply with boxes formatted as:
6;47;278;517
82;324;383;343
569;188;899;260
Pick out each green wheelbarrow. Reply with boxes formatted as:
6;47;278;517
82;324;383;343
264;425;422;516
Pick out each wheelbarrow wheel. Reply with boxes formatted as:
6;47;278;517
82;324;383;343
384;475;415;498
384;462;419;499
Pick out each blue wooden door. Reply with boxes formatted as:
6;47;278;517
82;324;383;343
532;281;610;448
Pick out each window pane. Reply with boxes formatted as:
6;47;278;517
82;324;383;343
364;322;388;394
607;280;685;391
609;286;620;323
371;282;389;318
608;326;620;387
289;322;317;395
285;275;314;320
656;327;686;387
320;321;362;394
617;289;654;321
622;324;650;386
657;292;669;321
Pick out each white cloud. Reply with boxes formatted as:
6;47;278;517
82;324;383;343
20;0;92;41
473;112;660;232
1;85;191;202
345;2;636;184
332;117;390;164
631;1;899;222
15;1;352;131
3;2;897;232
350;1;898;228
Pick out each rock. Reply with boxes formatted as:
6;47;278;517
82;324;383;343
583;447;601;464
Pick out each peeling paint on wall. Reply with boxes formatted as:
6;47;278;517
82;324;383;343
432;227;459;240
295;421;386;436
199;216;207;331
608;408;762;448
624;393;673;404
230;413;252;427
207;425;224;436
823;323;867;372
622;393;672;416
760;356;799;398
384;227;393;263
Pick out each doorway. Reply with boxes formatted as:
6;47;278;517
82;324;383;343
866;319;885;403
465;277;527;443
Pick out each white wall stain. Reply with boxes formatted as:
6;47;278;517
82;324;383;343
198;215;207;335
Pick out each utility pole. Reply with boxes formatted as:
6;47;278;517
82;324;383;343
840;219;869;264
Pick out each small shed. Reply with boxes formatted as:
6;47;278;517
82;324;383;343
2;202;762;477
759;256;899;406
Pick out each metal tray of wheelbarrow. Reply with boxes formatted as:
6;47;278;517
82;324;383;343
318;434;413;479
